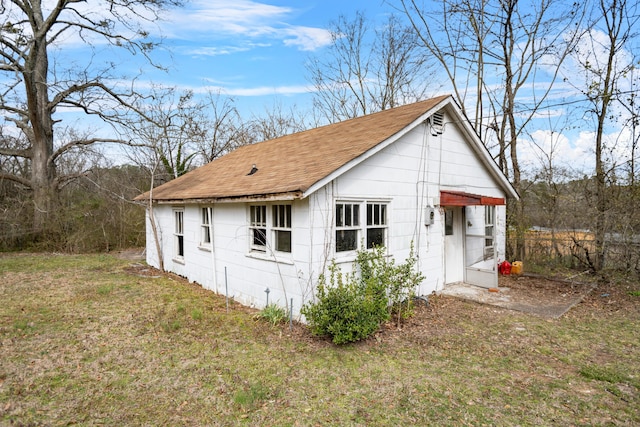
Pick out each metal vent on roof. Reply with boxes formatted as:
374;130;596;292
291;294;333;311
430;111;444;136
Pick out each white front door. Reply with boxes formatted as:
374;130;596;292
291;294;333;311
444;207;464;284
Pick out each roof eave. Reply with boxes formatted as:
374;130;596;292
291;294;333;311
144;190;304;205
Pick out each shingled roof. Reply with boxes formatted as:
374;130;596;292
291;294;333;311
136;95;452;203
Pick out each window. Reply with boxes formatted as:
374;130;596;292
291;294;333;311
484;205;495;255
336;202;360;252
249;205;267;252
174;209;184;259
248;204;292;254
201;207;211;247
366;203;387;248
445;209;454;236
335;201;388;253
272;204;292;253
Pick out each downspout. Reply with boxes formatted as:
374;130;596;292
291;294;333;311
208;206;218;293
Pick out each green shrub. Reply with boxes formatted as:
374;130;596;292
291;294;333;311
357;244;423;326
302;244;424;344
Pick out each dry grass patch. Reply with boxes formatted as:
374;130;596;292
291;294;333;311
1;253;639;425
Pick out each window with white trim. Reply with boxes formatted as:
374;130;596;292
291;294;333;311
484;205;495;256
249;205;267;252
336;201;388;252
200;207;211;247
336;202;360;252
272;204;292;253
248;204;292;254
174;209;184;259
366;203;387;249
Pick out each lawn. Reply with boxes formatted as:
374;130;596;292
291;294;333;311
1;253;638;426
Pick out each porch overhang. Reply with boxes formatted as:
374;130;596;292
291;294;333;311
440;190;505;206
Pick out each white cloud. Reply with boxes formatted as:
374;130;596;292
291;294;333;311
160;0;332;52
282;26;334;51
184;45;252;57
520;125;639;179
517;129;590;177
199;84;315;97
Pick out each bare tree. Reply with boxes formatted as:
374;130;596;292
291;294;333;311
566;0;640;271
197;90;248;163
399;0;585;260
307;11;432;122
248;101;310;142
0;0;181;238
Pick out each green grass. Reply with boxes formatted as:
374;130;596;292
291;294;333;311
0;253;638;426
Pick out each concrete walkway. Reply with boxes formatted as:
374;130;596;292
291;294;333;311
439;281;595;319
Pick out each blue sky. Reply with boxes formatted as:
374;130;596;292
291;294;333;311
143;0;390;115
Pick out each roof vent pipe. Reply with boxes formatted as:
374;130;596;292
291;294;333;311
247;164;258;175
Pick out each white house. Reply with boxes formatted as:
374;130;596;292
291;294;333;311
135;95;518;318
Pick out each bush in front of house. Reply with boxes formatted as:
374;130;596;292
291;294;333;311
302;245;424;344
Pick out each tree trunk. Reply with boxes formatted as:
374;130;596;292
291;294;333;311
502;0;525;262
24;12;56;235
594;116;607;272
592;0;619;272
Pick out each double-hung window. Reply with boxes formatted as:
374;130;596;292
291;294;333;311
174;209;184;259
336;202;360;252
201;207;211;247
336;201;388;253
366;203;387;248
272;204;292;253
249;205;267;252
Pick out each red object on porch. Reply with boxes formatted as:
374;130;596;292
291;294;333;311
499;260;511;275
440;190;505;206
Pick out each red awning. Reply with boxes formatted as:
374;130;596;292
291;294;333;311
440;190;505;206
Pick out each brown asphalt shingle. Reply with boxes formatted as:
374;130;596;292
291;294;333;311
136;95;450;202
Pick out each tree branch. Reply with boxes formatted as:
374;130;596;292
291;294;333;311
53;171;91;190
0;146;30;158
0;171;32;188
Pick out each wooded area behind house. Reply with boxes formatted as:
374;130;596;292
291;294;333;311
1;0;639;278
